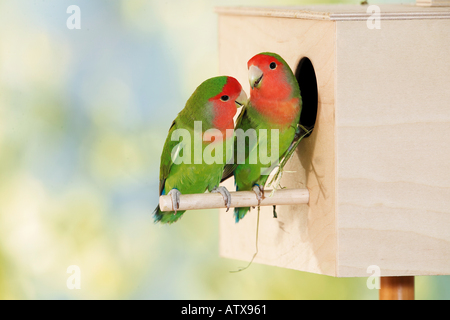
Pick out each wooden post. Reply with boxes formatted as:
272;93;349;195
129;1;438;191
379;276;415;300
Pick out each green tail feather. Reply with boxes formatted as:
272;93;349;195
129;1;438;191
234;206;250;223
153;205;185;224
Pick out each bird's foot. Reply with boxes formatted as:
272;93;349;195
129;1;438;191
168;189;181;215
252;184;265;206
212;186;231;212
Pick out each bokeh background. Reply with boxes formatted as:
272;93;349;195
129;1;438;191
1;0;449;300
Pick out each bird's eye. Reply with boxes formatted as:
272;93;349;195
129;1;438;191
269;62;277;70
220;95;229;101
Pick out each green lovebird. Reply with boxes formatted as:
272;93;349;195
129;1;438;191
222;52;302;222
154;76;247;224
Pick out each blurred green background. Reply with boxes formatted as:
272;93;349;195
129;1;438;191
1;0;449;300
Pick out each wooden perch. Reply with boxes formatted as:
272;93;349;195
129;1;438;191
159;188;309;212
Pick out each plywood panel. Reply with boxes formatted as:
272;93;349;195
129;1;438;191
218;14;337;276
416;0;450;7
335;19;450;276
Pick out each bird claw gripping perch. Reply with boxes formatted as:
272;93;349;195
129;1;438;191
252;185;265;206
168;189;181;215
212;186;232;212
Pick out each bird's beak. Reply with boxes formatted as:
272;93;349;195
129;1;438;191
235;89;247;108
249;65;263;89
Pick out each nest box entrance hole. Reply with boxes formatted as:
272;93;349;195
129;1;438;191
295;57;318;137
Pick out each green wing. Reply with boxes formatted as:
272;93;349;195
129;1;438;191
220;105;255;182
159;119;178;195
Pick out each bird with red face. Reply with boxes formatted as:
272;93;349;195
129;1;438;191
222;52;302;222
154;76;247;224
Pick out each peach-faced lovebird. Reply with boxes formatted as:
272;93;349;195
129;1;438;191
154;76;247;224
222;52;302;222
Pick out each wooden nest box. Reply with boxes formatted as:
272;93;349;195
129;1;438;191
216;3;450;277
